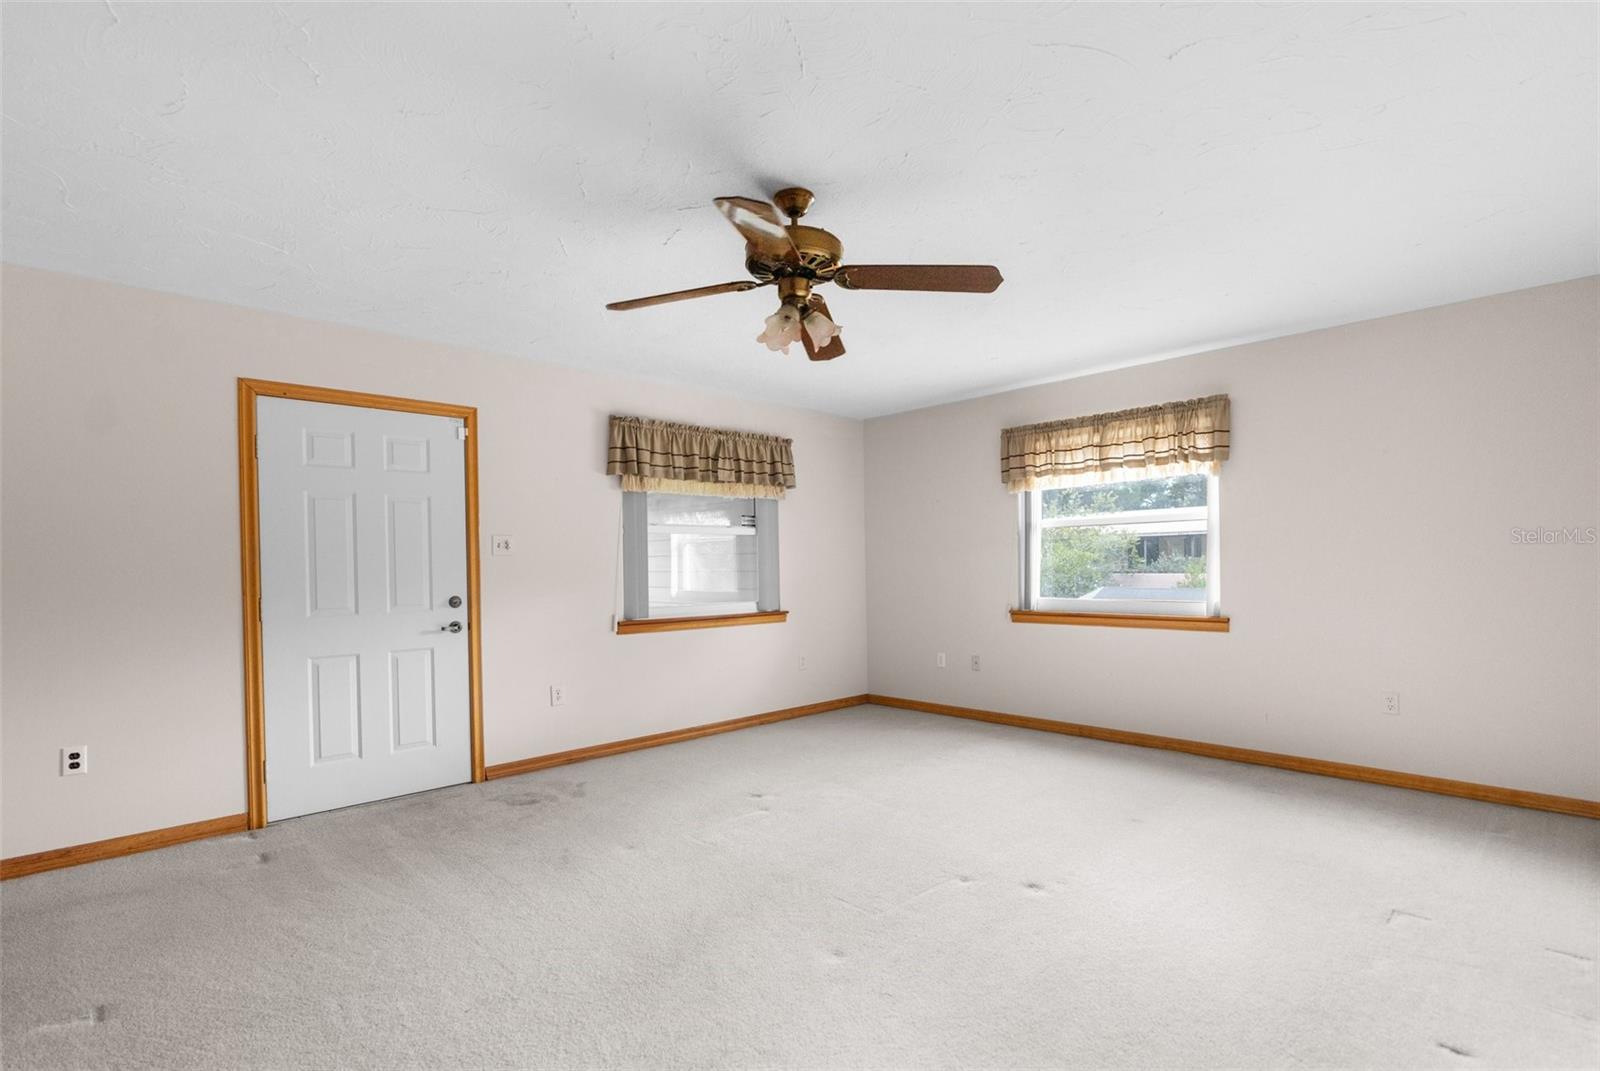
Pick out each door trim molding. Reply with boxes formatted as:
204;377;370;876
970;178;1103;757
237;378;485;829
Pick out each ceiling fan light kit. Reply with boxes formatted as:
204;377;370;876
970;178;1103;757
607;186;1002;362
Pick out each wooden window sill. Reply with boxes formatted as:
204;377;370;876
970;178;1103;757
1010;609;1230;633
616;610;789;635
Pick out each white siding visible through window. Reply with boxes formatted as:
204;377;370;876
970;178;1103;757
645;531;758;608
645;494;759;616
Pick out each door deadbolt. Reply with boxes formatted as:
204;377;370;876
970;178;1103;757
440;621;463;634
448;595;462;608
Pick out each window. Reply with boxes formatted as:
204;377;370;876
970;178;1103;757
622;492;780;620
1020;472;1220;617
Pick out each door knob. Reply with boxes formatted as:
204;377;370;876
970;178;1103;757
440;621;463;634
448;595;462;608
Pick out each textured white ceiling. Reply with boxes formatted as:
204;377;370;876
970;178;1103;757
3;3;1595;417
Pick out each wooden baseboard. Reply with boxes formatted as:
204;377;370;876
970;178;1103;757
865;695;1600;819
1;813;250;881
485;694;871;780
5;698;870;880
15;691;1586;880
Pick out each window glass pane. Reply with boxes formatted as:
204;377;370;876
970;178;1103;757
1037;475;1208;606
646;493;757;616
1041;474;1207;517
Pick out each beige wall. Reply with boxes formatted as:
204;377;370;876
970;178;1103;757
0;266;868;857
4;269;1595;859
865;278;1600;799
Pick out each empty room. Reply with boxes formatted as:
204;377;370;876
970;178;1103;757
1;3;1596;1069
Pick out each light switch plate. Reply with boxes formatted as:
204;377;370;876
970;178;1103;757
491;534;514;555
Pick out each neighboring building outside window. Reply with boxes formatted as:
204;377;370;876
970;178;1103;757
647;493;759;617
1021;472;1220;617
621;491;780;620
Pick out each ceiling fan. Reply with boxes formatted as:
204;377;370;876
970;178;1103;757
605;187;1003;362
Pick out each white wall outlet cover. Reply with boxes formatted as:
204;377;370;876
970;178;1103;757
60;746;88;776
1383;692;1400;715
798;655;807;671
549;685;565;706
970;655;981;671
936;653;947;668
491;534;514;555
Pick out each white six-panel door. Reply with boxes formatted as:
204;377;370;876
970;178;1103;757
257;396;472;822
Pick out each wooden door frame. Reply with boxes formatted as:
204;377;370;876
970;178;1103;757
237;378;485;829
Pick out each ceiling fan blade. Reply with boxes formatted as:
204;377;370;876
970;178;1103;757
605;280;761;311
833;264;1003;293
713;196;798;260
799;323;819;360
806;295;845;361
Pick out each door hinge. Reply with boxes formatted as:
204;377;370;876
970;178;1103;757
257;596;262;622
457;425;469;441
254;433;259;458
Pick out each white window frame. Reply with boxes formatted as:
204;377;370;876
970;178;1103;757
1018;473;1222;618
622;491;779;620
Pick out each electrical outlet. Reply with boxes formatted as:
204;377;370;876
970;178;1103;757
970;655;981;672
491;534;515;555
936;652;947;668
61;747;87;776
1382;692;1400;715
798;655;808;671
549;685;565;707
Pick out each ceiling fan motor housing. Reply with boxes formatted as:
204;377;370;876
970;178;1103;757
747;224;843;284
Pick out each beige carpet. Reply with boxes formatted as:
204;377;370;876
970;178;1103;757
2;706;1596;1069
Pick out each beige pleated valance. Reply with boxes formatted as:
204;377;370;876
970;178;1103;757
1001;394;1231;492
606;415;797;499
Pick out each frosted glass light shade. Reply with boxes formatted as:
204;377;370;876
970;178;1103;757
802;307;840;348
756;304;803;353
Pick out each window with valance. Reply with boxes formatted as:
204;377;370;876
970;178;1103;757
1003;395;1231;629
